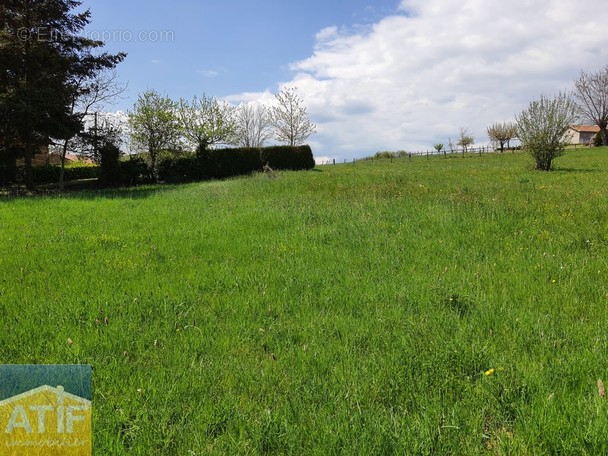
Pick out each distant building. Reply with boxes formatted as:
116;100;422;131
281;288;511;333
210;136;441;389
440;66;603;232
564;125;600;145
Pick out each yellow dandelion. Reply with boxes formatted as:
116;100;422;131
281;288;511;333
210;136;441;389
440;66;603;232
485;368;495;376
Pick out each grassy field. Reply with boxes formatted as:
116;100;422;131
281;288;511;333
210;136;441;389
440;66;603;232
1;148;607;454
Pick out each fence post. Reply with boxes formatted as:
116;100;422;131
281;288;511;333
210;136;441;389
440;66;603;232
333;159;336;165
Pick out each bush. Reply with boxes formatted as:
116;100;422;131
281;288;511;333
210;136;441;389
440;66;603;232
99;142;122;186
594;132;603;147
373;151;397;160
260;145;315;171
198;147;262;179
32;164;99;184
157;154;201;183
119;157;152;186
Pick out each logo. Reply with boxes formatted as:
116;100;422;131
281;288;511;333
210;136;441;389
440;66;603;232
0;365;92;455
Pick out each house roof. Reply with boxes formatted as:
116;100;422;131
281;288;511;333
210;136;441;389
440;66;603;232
0;385;91;407
570;125;601;133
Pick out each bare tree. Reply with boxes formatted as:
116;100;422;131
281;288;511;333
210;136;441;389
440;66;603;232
232;102;272;148
516;92;577;171
178;95;236;153
72;113;124;163
573;66;608;146
487;121;517;153
268;87;316;146
55;70;126;189
457;127;475;154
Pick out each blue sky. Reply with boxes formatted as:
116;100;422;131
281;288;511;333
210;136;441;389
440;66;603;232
81;0;400;102
81;0;608;160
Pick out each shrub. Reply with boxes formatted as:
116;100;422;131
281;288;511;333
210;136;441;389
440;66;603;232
373;151;397;160
198;147;261;179
594;132;603;147
260;145;315;171
516;92;577;171
157;154;201;183
119;156;152;186
99;142;122;186
32;164;99;184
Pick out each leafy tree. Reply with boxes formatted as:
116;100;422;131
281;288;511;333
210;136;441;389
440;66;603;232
0;0;125;189
433;143;444;155
487;121;518;152
269;87;316;146
573;65;608;146
178;94;236;153
128;90;180;178
516;92;577;171
233;102;272;148
457;127;474;153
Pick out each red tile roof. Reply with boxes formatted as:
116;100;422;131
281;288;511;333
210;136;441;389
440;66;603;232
570;125;601;133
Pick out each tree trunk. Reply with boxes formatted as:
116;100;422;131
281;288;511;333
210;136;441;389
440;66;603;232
59;139;69;191
23;134;35;190
601;127;608;146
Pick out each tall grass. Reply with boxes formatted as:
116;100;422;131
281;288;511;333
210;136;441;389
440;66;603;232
1;148;607;454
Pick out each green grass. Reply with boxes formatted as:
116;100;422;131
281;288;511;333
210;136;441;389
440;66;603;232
1;148;608;454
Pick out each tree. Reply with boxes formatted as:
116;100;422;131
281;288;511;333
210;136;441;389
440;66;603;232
128;90;180;178
487;121;518;152
178;94;236;153
516;92;577;171
268;87;316;146
233;102;272;148
457;127;475;154
74;113;124;164
573;66;608;146
56;71;126;189
433;143;444;155
0;0;125;189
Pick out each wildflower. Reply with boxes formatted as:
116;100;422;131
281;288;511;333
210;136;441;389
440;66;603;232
485;368;495;376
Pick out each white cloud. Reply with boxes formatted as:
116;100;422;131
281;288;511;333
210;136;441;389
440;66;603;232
198;69;219;78
228;0;608;160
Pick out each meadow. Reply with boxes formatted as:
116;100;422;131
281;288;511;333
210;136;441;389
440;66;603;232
1;148;607;454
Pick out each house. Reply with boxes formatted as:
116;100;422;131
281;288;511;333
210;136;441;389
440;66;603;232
564;125;600;145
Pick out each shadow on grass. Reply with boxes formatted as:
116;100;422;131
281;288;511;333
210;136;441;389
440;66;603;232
554;167;604;173
0;180;171;200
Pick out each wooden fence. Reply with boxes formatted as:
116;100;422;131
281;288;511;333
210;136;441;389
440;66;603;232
316;145;524;166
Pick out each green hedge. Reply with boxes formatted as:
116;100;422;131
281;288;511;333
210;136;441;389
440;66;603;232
260;145;315;171
119;157;153;186
157;146;315;183
198;147;262;179
21;146;316;187
157;155;201;183
32;164;99;184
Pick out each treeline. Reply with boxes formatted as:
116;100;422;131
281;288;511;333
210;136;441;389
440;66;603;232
0;1;318;190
